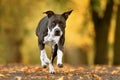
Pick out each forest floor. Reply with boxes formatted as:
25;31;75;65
0;64;120;80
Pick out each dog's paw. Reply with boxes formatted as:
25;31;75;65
42;65;47;68
49;70;55;74
41;62;47;68
49;63;55;74
49;68;55;74
57;64;63;68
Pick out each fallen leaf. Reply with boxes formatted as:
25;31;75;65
34;66;42;72
93;74;102;80
0;73;5;77
79;76;83;79
77;67;84;72
84;74;92;79
21;66;31;74
69;68;75;72
0;73;10;78
57;76;64;80
68;73;73;77
111;70;119;74
15;76;22;80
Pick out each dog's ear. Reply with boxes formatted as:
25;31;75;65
43;10;54;18
62;10;73;20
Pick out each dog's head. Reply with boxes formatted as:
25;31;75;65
44;10;72;36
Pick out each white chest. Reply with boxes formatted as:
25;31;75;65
44;34;60;46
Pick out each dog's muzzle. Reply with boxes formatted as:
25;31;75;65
54;28;61;36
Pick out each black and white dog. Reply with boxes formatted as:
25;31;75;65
36;10;72;73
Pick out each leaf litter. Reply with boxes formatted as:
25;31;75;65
0;64;120;80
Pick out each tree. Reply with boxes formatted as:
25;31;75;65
0;0;33;63
0;1;24;63
90;0;114;64
114;4;120;65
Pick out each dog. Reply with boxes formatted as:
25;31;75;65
36;10;72;74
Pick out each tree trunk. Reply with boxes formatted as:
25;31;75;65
3;34;22;63
91;0;114;64
114;4;120;65
64;47;88;65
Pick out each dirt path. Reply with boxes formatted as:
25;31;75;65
0;64;120;80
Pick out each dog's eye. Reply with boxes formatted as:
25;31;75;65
59;22;64;27
52;22;56;26
60;23;63;26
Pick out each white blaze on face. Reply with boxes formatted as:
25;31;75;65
49;24;63;37
44;24;63;46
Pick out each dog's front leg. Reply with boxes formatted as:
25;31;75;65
57;34;64;68
57;48;63;68
40;49;50;68
41;49;55;74
49;61;55;74
39;42;50;68
48;45;57;74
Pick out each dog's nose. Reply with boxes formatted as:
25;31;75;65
54;29;60;36
55;29;60;34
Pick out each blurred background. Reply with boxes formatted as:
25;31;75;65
0;0;120;66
